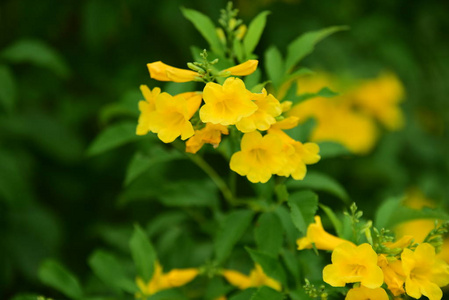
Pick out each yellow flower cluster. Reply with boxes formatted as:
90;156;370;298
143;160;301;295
222;264;281;291
287;72;404;154
137;59;320;183
299;215;449;300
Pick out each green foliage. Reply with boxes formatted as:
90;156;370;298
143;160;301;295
243;11;271;58
254;212;284;256
38;260;83;299
0;65;16;113
129;225;157;282
250;286;283;300
264;46;284;88
288;190;319;235
246;248;287;285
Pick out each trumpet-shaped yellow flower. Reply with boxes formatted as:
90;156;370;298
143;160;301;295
296;216;351;251
350;72;405;130
222;264;281;291
269;129;320;180
323;242;384;289
230;131;285;183
401;243;449;300
200;77;258;126
236;89;282;132
135;262;198;298
223;60;258;76
185;123;229;154
377;254;406;296
136;85;160;135
147;61;199;82
146;92;200;143
345;286;389;300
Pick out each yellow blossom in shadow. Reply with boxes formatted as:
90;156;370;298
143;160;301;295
147;61;198;82
223;60;258;76
136;85;160;135
222;264;281;291
269;129;320;180
135;262;198;298
236;89;282;132
350;72;405;130
345;286;388;300
146;92;199;143
185;123;229;154
200;77;258;126
323;242;384;288
401;243;449;300
377;254;406;296
230;131;284;183
296;216;351;251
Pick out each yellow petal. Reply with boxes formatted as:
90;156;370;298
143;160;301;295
163;268;199;288
323;264;346;287
345;286;388;300
147;61;198;82
222;269;252;289
223;60;258;76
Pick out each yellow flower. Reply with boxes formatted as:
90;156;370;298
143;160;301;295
146;92;201;143
136;85;160;135
235;89;282;132
147;61;199;82
323;242;384;288
223;60;258;76
200;77;258;126
185;123;229;154
377;254;406;296
350;72;405;130
230;131;285;183
345;286;389;300
269;129;320;180
222;264;281;291
135;262;198;298
296;216;351;251
402;243;449;300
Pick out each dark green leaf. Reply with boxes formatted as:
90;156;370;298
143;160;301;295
1;39;70;77
129;225;157;282
88;250;137;293
214;210;254;264
319;204;343;237
100;90;141;125
284;117;316;142
285;26;348;71
229;289;257;300
38;259;83;299
250;286;283;300
0;65;16;113
317;141;351;159
255;212;284;256
264;46;284;89
243;11;271;57
181;8;224;56
281;249;300;283
87;122;143;156
159;179;219;207
287;171;350;203
288;190;319;235
295;87;339;103
274;206;299;247
246;248;287;285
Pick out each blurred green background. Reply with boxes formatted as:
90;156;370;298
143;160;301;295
1;0;448;298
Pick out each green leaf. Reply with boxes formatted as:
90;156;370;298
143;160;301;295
0;65;16;113
284;117;316;142
125;148;183;186
181;8;224;56
214;210;254;264
375;197;449;229
233;39;245;63
87;122;143;156
244;68;262;90
264;46;284;89
129;225;157;282
319;204;343;237
285;26;348;71
243;11;271;57
287;171;350;203
317;141;351;159
250;286;283;300
99;90;140;125
295;86;339;103
159;179;219;207
255;212;284;256
246;248;286;285
1;39;70;77
274;205;299;247
281;249;300;283
229;289;257;300
38;259;83;299
288;190;319;235
88;250;137;293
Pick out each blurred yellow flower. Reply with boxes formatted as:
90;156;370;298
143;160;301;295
236;88;282;132
147;61;199;82
377;254;405;296
345;286;388;300
323;242;384;288
296;216;350;251
222;264;281;291
135;262;198;298
223;60;258;76
185;123;229;154
200;77;258;126
230;131;284;183
401;243;449;300
136;85;160;135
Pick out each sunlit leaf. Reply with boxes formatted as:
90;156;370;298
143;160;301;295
264;46;284;89
243;11;271;58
